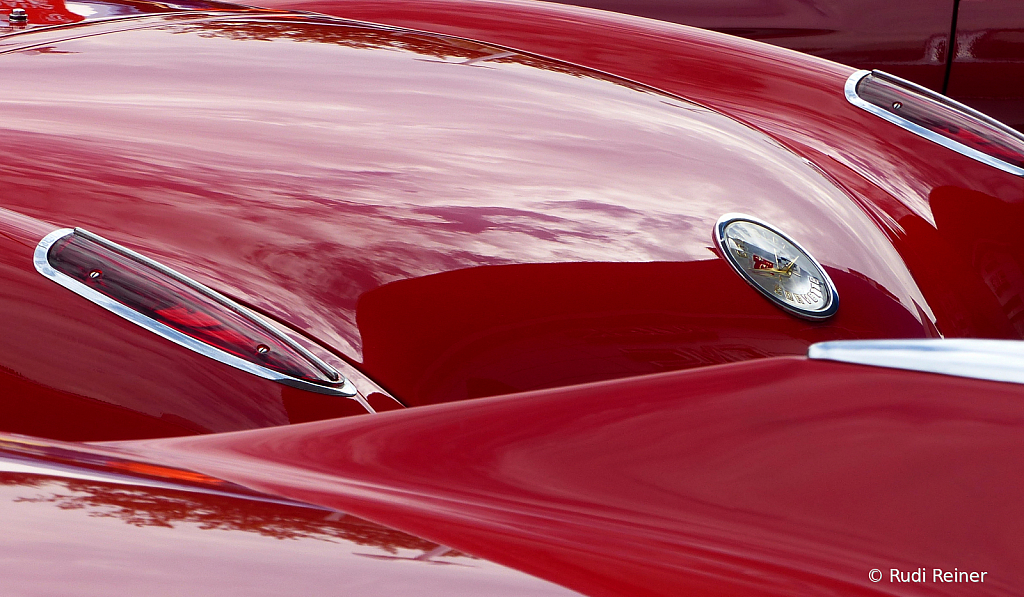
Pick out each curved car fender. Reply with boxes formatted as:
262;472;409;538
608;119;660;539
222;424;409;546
111;356;1024;596
249;0;1024;342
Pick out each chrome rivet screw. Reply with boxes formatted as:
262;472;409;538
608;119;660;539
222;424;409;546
892;101;903;110
9;9;28;23
88;269;102;280
256;344;270;355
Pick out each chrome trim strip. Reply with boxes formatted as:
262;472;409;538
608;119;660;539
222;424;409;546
34;228;361;401
808;339;1024;385
714;213;839;320
844;69;1024;177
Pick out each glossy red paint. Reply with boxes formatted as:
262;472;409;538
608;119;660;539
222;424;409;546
0;437;579;596
113;357;1024;596
377;0;1023;130
255;0;1024;339
0;3;1019;594
357;261;927;405
0;8;952;413
0;0;1019;425
549;0;956;91
947;0;1024;131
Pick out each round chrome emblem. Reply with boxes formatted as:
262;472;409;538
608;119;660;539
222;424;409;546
715;214;839;320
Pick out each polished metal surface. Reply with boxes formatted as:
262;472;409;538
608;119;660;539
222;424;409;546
809;338;1024;385
34;228;361;401
715;214;838;320
845;69;1024;176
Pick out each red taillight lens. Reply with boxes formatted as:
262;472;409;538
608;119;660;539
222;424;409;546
36;228;356;397
846;70;1024;175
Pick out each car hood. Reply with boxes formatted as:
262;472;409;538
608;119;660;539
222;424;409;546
0;9;934;405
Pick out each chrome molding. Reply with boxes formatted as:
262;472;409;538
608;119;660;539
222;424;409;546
34;228;362;401
844;69;1024;177
808;339;1024;385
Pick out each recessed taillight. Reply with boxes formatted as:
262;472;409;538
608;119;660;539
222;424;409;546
34;228;358;399
846;70;1024;176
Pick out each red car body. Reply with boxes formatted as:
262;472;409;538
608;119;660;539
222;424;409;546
547;0;1024;131
0;0;1022;595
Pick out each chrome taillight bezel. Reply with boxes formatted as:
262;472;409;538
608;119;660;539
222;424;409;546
845;69;1024;177
35;227;361;401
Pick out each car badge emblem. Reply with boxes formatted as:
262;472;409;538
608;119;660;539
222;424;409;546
715;213;839;320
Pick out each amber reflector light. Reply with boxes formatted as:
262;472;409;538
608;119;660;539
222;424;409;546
850;70;1024;173
46;230;338;385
